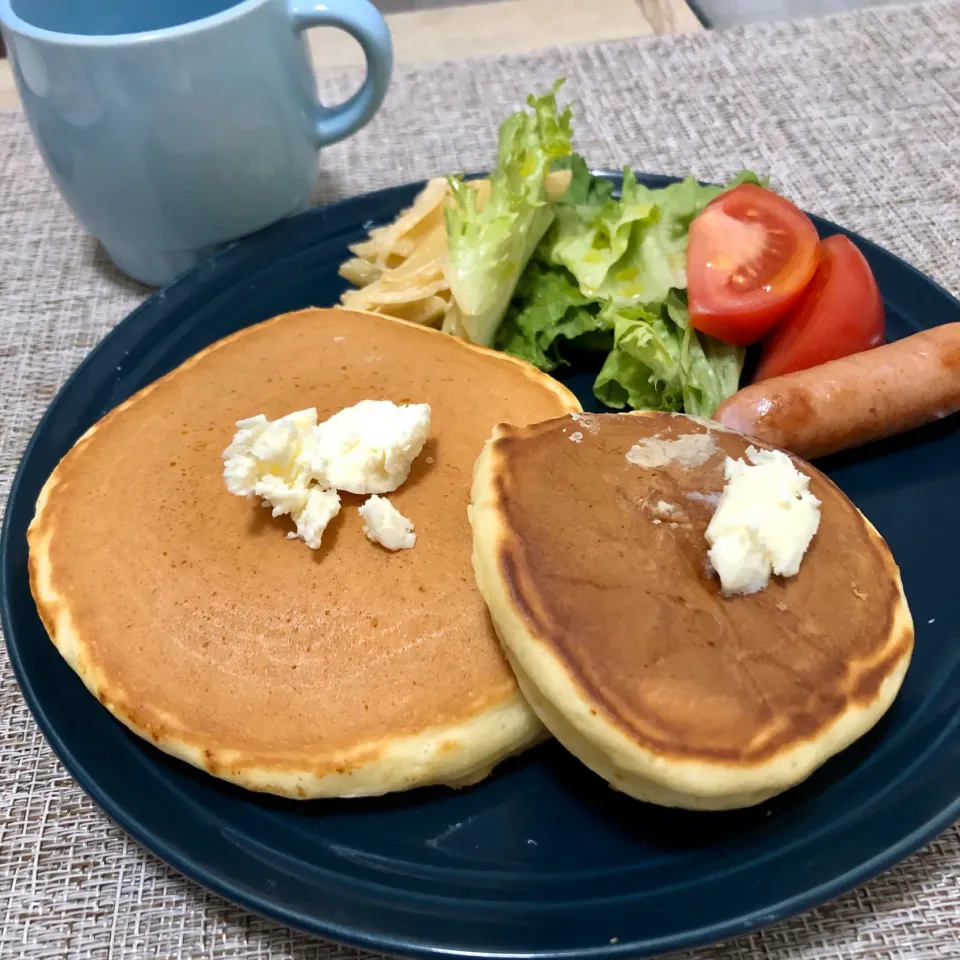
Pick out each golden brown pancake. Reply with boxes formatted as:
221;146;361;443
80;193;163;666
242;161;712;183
28;308;580;798
470;411;913;810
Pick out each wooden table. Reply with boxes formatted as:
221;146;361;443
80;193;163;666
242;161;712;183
0;0;700;111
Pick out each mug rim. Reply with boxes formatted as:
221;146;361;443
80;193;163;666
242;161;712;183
0;0;269;46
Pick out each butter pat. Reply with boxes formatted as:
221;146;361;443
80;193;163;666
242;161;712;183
254;474;312;519
223;408;342;549
223;409;317;498
706;446;821;597
223;400;429;551
305;400;431;495
292;487;342;550
358;495;416;551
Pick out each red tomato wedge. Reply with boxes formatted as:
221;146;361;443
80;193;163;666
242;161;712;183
687;184;820;346
753;234;885;382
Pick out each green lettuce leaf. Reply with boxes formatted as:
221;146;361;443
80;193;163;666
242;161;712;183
544;168;764;308
549;154;615;208
593;302;685;411
592;293;744;416
544;168;659;294
666;291;745;417
444;81;573;347
478;152;758;414
516;165;756;413
495;262;610;371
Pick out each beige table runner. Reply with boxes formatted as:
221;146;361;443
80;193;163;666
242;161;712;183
2;2;959;957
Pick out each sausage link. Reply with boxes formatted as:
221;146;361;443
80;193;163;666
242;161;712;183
713;323;960;460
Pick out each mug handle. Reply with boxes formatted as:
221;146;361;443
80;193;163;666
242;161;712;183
288;0;393;148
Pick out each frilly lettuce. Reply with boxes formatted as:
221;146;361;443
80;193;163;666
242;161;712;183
545;165;659;295
495;262;609;371
442;82;759;416
498;159;759;415
444;82;573;347
544;164;763;308
594;292;744;417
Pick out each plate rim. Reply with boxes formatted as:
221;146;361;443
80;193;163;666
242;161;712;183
3;171;960;960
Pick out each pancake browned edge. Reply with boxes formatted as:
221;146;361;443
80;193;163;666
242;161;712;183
470;411;914;810
28;308;580;799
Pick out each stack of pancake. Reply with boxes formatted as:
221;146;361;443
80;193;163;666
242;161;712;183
29;310;913;808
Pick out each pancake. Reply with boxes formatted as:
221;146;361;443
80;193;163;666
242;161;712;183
470;411;913;810
28;307;580;798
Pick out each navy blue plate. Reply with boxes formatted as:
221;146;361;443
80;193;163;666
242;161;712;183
3;174;960;959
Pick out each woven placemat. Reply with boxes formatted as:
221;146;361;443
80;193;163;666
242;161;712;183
2;2;959;957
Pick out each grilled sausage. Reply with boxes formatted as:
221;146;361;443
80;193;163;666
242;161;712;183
713;323;960;459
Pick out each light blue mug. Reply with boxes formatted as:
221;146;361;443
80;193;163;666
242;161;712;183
0;0;392;285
